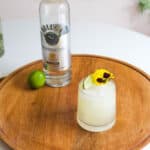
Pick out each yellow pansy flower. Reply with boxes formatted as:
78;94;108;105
91;69;114;85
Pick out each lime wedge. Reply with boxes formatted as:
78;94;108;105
83;75;94;89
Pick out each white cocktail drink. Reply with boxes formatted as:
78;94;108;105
77;69;116;132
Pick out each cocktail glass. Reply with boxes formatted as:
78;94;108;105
77;79;116;132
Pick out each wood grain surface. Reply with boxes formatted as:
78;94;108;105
0;55;149;150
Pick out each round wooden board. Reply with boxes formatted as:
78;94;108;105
0;55;150;150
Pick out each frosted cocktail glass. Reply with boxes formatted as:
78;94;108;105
77;69;116;132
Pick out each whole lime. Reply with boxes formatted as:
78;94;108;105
28;70;46;89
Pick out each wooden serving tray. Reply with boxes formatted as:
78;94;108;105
0;55;150;150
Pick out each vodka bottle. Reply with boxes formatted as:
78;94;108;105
39;0;71;87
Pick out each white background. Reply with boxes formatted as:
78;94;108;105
0;0;150;35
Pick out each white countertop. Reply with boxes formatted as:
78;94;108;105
0;19;150;149
0;19;150;78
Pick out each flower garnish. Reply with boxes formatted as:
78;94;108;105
91;69;114;85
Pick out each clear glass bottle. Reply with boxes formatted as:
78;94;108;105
39;0;71;87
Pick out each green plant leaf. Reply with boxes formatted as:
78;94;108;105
139;0;150;11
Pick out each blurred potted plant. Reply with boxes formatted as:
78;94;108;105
0;18;4;57
139;0;150;12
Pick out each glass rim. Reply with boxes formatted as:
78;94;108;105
78;78;115;97
78;79;97;97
